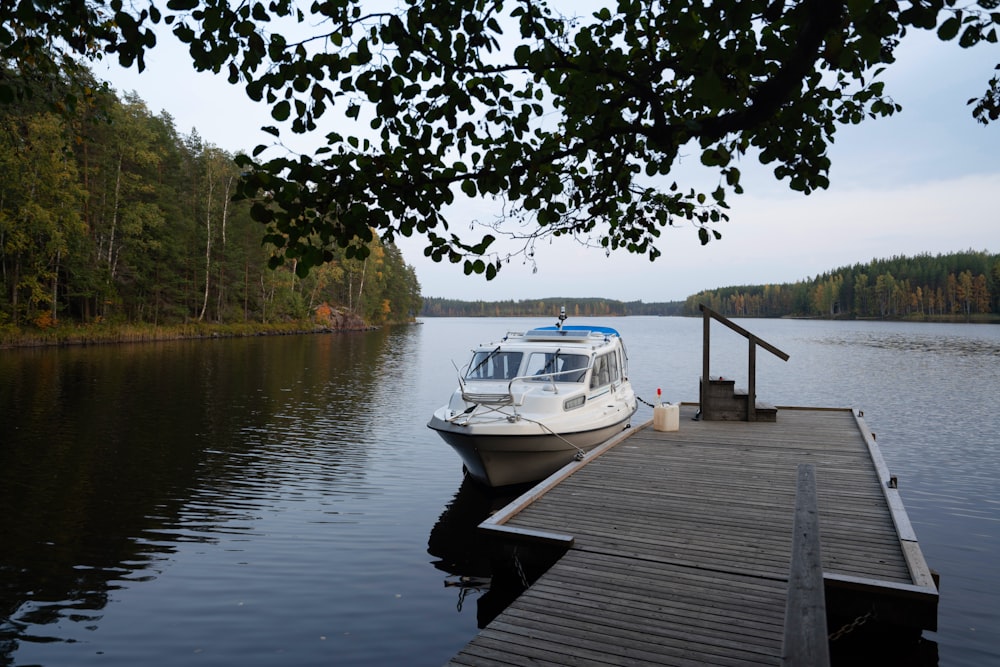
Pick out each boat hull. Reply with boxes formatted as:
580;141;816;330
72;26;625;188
428;413;633;487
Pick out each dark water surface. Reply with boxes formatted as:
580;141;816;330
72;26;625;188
1;317;997;666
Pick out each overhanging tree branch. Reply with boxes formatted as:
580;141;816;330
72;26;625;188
6;0;995;280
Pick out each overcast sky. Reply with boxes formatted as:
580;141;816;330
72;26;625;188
98;21;1000;303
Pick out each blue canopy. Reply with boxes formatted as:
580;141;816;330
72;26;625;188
534;325;621;337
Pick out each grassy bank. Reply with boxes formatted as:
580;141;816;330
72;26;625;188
0;320;376;349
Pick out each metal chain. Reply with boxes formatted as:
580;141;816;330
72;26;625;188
512;547;529;588
828;608;877;642
636;395;657;408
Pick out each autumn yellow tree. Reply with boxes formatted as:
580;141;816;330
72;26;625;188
0;113;86;325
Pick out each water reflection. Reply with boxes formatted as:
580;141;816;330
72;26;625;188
0;331;396;660
426;479;505;627
427;478;569;630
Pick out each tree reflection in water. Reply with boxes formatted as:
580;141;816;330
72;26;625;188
427;476;568;629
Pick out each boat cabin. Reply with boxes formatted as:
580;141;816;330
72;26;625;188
462;327;628;392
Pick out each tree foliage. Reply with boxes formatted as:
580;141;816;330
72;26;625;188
2;0;999;280
0;78;422;329
421;296;683;317
422;251;1000;321
684;250;1000;320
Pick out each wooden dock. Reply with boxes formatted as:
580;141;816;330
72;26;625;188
447;405;938;666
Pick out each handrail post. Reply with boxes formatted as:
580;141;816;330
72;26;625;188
702;307;711;419
698;304;789;422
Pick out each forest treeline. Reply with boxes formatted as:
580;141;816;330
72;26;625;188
683;250;1000;320
0;71;421;336
421;297;685;318
422;251;1000;322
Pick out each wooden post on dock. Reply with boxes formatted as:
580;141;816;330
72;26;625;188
782;464;830;667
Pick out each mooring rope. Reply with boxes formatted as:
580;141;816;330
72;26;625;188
515;414;588;459
636;395;658;408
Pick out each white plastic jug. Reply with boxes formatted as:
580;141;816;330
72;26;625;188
653;403;679;431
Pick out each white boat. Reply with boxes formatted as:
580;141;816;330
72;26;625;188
428;313;638;487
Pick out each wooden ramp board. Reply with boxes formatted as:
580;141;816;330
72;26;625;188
447;406;937;666
451;549;787;666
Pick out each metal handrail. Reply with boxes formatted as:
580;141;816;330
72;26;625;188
507;366;591;396
460;366;590;405
699;303;790;421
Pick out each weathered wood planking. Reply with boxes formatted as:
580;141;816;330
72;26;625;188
782;464;830;667
448;405;937;666
496;407;910;583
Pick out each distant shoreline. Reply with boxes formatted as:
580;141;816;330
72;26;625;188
4;312;994;350
417;311;1000;323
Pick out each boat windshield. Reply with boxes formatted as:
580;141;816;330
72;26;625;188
465;351;523;381
525;352;589;382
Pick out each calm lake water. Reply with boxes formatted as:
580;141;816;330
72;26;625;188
1;317;997;666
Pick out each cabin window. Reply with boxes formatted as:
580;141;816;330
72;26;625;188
611;352;622;383
465;351;523;381
590;352;621;389
525;352;589;382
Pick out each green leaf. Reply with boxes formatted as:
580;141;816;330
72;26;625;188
938;16;961;40
472;234;495;254
724;167;741;187
272;100;291;121
959;24;982;47
173;24;194;42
